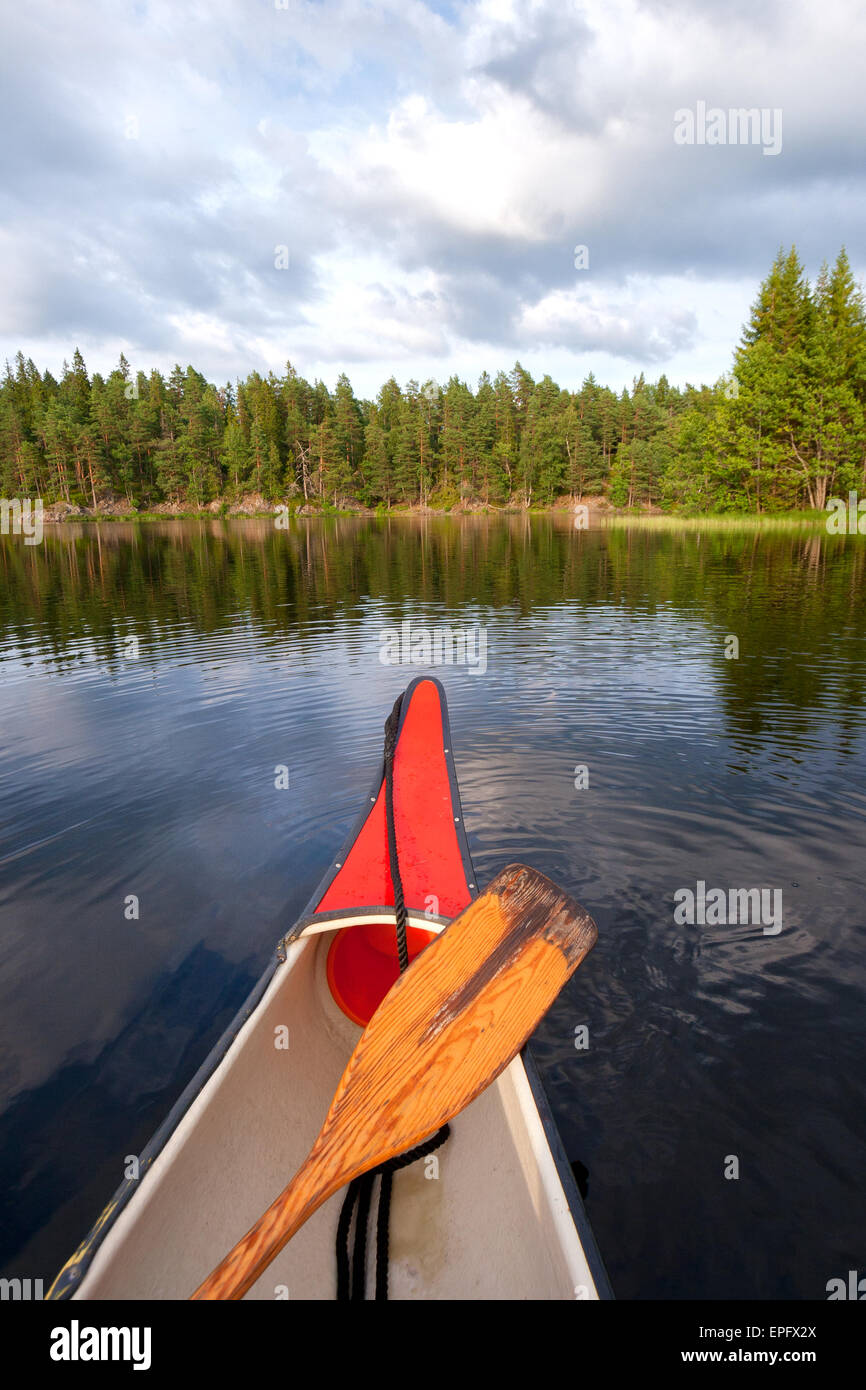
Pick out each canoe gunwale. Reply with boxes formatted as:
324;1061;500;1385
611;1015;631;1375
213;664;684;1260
294;907;451;938
521;1047;614;1300
46;947;285;1300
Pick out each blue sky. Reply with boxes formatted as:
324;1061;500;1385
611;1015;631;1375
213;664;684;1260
1;0;864;399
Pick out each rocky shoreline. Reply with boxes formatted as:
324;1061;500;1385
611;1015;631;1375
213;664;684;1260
40;493;623;523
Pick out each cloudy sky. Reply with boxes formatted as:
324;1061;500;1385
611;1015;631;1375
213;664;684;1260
1;0;863;399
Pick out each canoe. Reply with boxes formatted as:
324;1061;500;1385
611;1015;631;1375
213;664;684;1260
48;676;610;1301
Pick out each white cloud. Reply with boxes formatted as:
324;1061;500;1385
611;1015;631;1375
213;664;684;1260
517;281;697;359
1;0;865;396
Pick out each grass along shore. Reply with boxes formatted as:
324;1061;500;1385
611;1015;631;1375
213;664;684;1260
35;496;835;529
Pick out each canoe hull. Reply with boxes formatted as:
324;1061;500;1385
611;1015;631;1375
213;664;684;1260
48;677;611;1300
61;929;605;1299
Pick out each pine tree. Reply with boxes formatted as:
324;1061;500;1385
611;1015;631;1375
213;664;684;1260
221;421;250;497
730;246;813;509
518;376;564;505
441;377;476;503
283;362;312;499
181;399;220;505
800;249;866;505
311;416;339;500
363;408;392;504
474;372;498;504
491;370;517;499
333;374;364;491
262;440;284;501
249;418;269;496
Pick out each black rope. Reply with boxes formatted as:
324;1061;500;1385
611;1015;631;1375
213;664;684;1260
335;689;452;1299
335;1175;357;1301
350;1171;375;1302
374;1169;393;1302
336;1126;451;1301
383;693;409;973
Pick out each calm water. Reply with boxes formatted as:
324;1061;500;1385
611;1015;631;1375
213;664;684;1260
1;516;865;1300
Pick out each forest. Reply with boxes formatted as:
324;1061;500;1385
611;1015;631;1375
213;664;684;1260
1;247;864;515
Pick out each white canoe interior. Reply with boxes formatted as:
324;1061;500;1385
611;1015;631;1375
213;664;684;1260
74;924;601;1301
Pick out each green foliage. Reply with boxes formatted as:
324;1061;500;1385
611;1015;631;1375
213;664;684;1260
2;246;863;513
690;246;866;513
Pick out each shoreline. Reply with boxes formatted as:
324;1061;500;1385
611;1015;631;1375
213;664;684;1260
38;500;831;528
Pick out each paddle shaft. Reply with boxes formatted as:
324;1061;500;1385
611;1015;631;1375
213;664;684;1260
193;1141;345;1301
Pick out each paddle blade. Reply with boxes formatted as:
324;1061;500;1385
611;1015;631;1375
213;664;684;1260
192;863;597;1299
322;862;598;1168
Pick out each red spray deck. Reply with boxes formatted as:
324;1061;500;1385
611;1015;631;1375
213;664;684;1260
294;677;477;1024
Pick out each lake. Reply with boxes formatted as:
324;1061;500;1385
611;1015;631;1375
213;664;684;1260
1;514;865;1299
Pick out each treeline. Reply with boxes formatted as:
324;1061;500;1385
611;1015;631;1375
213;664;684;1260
1;247;864;513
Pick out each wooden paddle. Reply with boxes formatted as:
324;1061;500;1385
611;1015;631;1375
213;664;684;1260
191;863;598;1300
